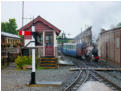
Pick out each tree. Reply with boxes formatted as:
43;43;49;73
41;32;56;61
117;22;121;27
1;22;6;32
1;18;18;35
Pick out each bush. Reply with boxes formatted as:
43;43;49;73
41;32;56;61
15;56;37;69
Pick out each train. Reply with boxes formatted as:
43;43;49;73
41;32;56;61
58;42;99;61
1;32;21;47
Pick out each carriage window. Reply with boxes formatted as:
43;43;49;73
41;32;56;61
66;45;68;49
74;45;76;49
67;45;68;49
64;45;66;49
72;45;74;49
6;39;8;43
64;45;65;49
67;45;69;49
8;39;9;43
72;45;73;49
73;45;75;49
70;45;73;49
70;45;71;49
68;45;70;49
70;45;72;49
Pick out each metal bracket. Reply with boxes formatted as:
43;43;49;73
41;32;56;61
24;41;36;49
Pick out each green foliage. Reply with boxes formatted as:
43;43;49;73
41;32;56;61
15;56;31;69
15;56;38;69
57;35;73;44
56;36;62;44
1;18;18;35
36;66;46;70
117;22;121;27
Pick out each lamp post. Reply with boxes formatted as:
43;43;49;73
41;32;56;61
30;18;36;84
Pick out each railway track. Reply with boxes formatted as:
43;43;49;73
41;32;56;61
90;71;121;91
61;56;90;91
63;70;89;91
62;55;121;91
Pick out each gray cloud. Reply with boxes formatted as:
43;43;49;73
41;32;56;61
2;1;121;39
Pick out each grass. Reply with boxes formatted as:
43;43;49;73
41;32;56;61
36;66;48;70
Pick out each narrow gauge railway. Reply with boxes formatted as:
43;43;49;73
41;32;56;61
80;59;121;91
61;54;121;91
63;70;89;91
61;54;89;91
90;71;121;91
82;58;121;89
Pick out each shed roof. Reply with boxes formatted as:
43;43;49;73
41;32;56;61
74;26;92;39
100;26;121;34
1;32;20;39
19;16;61;35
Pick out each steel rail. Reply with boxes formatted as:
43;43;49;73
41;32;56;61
76;70;89;89
63;70;82;91
64;70;89;91
91;71;121;91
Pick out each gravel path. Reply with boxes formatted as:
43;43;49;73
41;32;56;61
1;63;74;91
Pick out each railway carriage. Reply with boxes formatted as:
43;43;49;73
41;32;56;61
61;42;88;58
1;32;21;47
63;43;77;57
59;42;99;61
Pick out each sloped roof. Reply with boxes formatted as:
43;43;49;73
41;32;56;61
19;16;61;35
100;26;121;34
74;26;92;39
1;32;20;39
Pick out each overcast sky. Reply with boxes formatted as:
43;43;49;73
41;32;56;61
1;1;121;39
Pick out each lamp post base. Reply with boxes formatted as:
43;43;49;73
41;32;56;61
26;81;62;87
30;72;36;84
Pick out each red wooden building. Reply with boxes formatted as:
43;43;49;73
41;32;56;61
19;16;61;58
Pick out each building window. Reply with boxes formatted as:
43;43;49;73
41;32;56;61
116;37;120;48
36;33;43;46
45;32;53;46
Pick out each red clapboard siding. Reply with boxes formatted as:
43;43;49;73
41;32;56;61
24;35;32;39
35;22;52;32
24;22;52;40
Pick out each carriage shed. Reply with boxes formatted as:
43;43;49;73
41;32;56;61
98;27;121;66
18;16;61;58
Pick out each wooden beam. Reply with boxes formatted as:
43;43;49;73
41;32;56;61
70;68;121;71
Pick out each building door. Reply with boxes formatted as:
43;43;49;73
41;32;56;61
45;31;54;56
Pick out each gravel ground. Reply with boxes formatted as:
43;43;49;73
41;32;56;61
96;71;121;88
1;63;74;91
106;71;121;81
